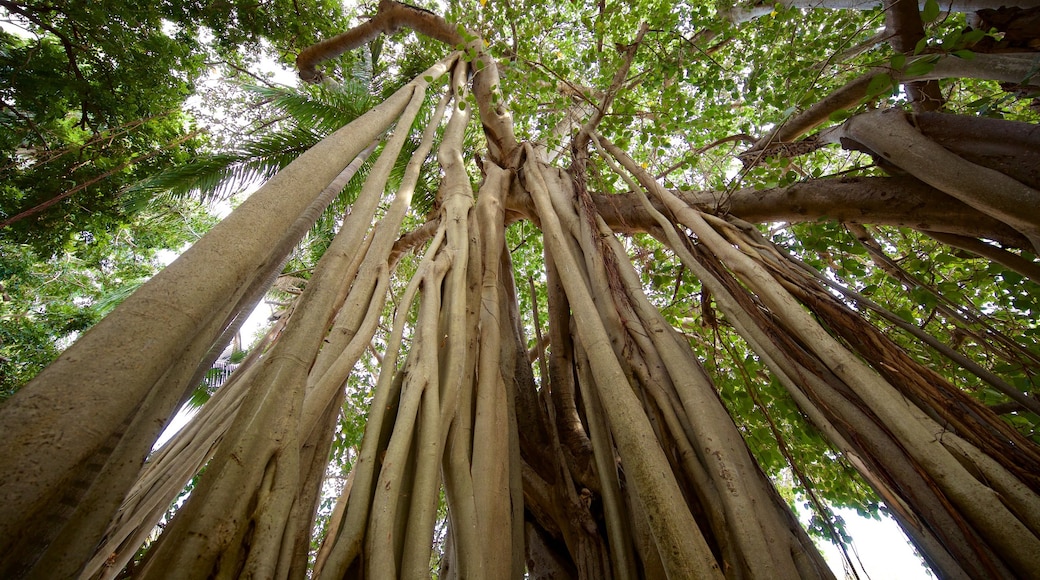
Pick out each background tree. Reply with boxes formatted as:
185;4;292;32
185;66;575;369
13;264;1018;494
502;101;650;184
1;0;1039;578
0;0;357;396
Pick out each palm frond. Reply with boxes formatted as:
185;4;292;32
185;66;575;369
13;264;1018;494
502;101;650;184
92;277;147;316
246;80;375;135
125;153;256;202
124;124;326;204
126;77;431;220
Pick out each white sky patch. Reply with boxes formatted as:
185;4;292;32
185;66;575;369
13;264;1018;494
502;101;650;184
152;297;274;451
154;405;198;449
819;508;933;579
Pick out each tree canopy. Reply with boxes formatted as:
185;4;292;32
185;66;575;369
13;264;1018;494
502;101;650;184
0;0;358;395
1;0;1039;578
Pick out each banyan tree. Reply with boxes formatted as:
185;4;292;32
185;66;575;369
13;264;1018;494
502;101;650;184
1;0;1039;578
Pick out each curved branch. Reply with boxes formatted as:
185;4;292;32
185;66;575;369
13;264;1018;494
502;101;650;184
914;111;1040;189
297;0;519;162
297;0;464;82
749;52;1040;151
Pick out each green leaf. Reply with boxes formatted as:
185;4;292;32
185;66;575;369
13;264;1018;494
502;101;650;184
960;29;987;46
904;58;936;77
913;38;928;55
890;54;906;71
922;0;940;22
829;109;852;122
865;73;893;97
941;29;964;49
952;49;975;60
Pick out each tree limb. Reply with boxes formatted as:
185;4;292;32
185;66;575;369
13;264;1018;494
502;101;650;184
297;1;520;162
748;52;1040;151
833;108;1040;250
296;0;464;82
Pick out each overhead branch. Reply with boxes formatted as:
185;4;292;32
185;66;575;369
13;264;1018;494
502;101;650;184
296;0;463;82
744;109;1040;195
504;174;1031;247
747;52;1040;152
775;0;1040;12
912;111;1040;189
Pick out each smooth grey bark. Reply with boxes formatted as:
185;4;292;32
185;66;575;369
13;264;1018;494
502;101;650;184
775;0;1040;13
719;0;1040;30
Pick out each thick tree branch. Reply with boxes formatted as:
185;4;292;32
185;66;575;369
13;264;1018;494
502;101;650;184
777;0;1040;11
914;111;1040;189
506;175;1031;247
829;108;1040;250
744;109;1040;192
297;0;519;162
